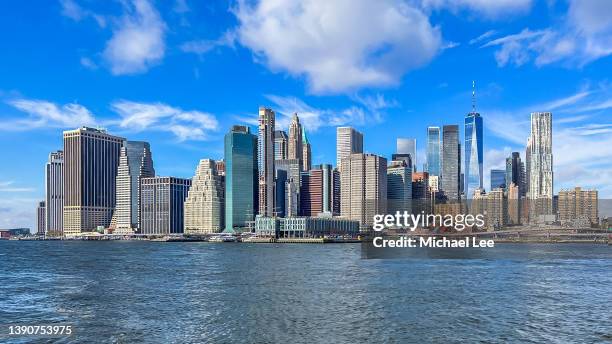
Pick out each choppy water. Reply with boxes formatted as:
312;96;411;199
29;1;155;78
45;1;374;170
1;241;611;343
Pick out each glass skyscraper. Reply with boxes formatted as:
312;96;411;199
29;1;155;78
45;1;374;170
225;125;258;232
426;127;440;176
441;125;460;201
464;112;483;198
490;169;506;190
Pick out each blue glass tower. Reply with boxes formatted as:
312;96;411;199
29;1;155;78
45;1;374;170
426;126;440;176
464;82;483;198
225;125;258;232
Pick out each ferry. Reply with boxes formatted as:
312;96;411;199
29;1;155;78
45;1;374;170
208;234;237;242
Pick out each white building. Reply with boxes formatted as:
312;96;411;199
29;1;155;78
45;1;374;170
527;112;553;220
184;159;225;234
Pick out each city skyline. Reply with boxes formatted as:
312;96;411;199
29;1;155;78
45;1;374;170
1;0;611;230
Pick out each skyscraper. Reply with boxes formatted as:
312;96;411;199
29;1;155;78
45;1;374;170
184;159;225;234
36;201;46;236
274;130;288;160
63;127;124;235
387;160;412;215
302;128;312;171
336;127;363;167
114;141;154;234
258;107;275;217
225;125;258;231
505;152;525;197
397;138;417;172
140;177;191;235
340;153;387;230
528;112;553;217
490;169;506;190
275;159;301;217
288;113;303;162
441;125;460;201
426;126;441;176
300;164;334;216
464;109;483;198
45;150;63;236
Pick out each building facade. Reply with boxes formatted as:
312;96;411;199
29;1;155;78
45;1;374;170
140;177;191;235
464;112;483;198
387;160;412;215
300;164;334;217
255;216;359;239
275;159;302;217
114;141;155;234
274;130;288;161
396;138;417;172
558;187;598;226
336;127;363;167
302;128;312;171
225;125;258;232
258;107;275;217
340;153;387;230
37;201;46;236
490;169;506;191
184;159;225;234
288;113;303;162
45;150;63;236
505;152;525;197
527;112;554;218
441;125;460;201
63;127;124;235
426;126;441;177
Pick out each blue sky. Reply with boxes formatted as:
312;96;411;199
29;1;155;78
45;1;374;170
1;0;611;230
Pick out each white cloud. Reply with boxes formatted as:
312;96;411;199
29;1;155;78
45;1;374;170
0;181;35;193
422;0;532;18
4;98;96;129
469;30;498;45
80;57;98;70
481;0;612;67
234;0;441;94
111;100;219;141
180;32;236;57
60;0;106;27
0;197;40;232
103;0;166;75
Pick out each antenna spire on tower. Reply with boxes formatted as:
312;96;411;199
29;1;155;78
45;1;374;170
472;80;476;112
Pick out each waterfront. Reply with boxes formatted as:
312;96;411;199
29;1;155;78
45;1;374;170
1;242;611;343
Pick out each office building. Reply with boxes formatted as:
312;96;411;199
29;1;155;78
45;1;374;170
114;141;155;234
340;153;387;230
558;187;598;226
258;107;275;217
336;127;363;167
255;216;359;239
140;177;191;235
45;150;63;236
215;160;226;177
507;183;521;225
274;130;288;160
63;127;124;235
412;172;430;215
302;128;312;171
332;167;340;216
464;111;483;198
505;152;525;197
288;113;303;162
184;159;225;234
301;164;334;216
391;153;412;169
275;159;302;217
387;160;412;215
36;201;46;236
441;125;460;201
426;126;441;176
490;169;506;191
527;112;554;218
397;138;417;172
225;125;258;231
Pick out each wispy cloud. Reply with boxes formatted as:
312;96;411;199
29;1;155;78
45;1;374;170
111;100;219;141
469;30;498;45
3;98;96;130
0;181;36;193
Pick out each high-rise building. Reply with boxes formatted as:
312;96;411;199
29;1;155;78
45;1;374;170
140;177;191;235
505;152;525;197
300;164;334;216
258;107;275;217
274;169;288;218
37;201;46;236
527;112;553;217
189;161;224;230
507;183;521;225
426;126;441;177
490;169;506;190
45;150;63;236
63;127;124;235
441;125;460;201
387;160;412;215
412;172;430;215
397;138;417;172
391;153;412;169
340;153;387;230
184;159;225;234
114;141;155;234
275;159;301;217
225;125;258;232
302;128;312;171
464;111;483;198
336;127;363;167
558;187;598;226
288;113;303;162
332;167;341;216
274;130;288;160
